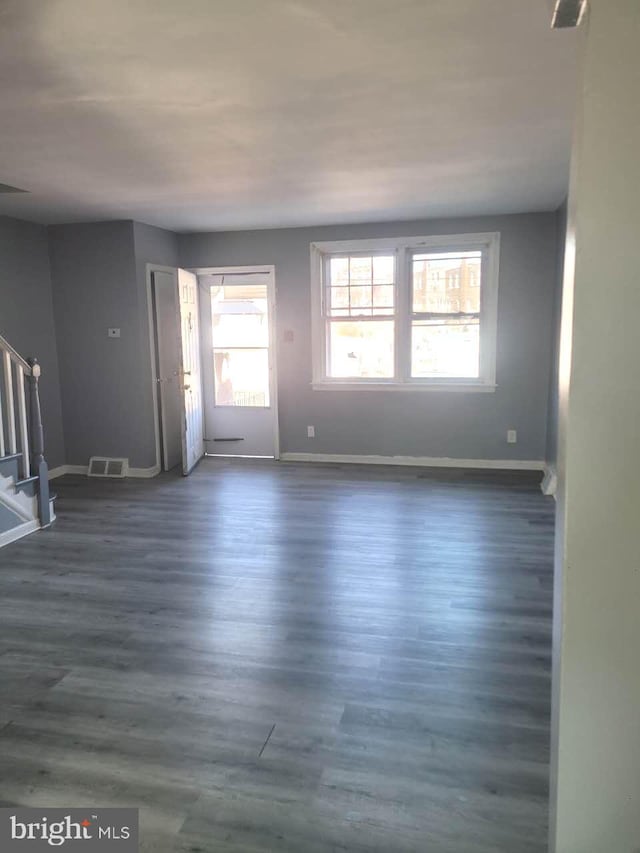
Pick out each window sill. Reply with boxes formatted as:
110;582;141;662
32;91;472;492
312;381;497;393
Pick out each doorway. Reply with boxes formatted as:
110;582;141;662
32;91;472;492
197;266;279;458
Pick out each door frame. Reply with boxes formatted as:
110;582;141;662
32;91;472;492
146;263;181;474
190;264;280;460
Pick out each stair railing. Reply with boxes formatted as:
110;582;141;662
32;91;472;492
0;334;50;527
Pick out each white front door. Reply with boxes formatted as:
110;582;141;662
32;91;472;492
178;269;204;474
199;268;278;458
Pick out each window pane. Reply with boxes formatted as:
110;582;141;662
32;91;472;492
350;285;372;309
330;257;349;285
373;284;394;308
327;253;395;318
211;284;269;348
329;321;394;378
331;286;349;309
373;256;394;284
349;256;372;282
411;320;480;378
412;253;481;314
214;348;270;407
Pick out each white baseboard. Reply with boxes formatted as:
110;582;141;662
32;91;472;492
49;464;160;480
541;464;558;498
0;519;40;549
48;466;69;480
279;452;546;471
48;465;86;478
68;465;89;476
129;464;161;478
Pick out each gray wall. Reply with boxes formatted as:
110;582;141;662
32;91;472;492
3;212;560;469
47;220;179;469
179;212;559;461
48;221;148;467
0;216;66;469
545;202;567;469
48;220;179;469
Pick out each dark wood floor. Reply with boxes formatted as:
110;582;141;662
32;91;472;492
0;459;555;852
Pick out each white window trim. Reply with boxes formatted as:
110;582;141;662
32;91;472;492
310;232;500;392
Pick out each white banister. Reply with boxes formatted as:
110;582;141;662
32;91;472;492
2;349;17;455
16;364;30;479
0;335;50;527
0;334;31;373
1;334;34;472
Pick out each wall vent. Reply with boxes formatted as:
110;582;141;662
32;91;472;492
88;457;129;478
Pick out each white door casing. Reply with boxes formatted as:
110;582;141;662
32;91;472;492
197;266;279;458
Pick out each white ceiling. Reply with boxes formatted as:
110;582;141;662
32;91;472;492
0;0;578;232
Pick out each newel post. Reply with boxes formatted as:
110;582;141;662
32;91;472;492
27;357;51;527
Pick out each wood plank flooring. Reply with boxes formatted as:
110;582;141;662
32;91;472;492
0;459;555;852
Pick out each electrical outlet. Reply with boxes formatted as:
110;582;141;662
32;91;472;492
307;425;315;438
108;328;121;338
507;429;517;444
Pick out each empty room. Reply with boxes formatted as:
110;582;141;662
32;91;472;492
0;1;638;852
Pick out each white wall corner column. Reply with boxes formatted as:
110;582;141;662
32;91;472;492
550;2;640;851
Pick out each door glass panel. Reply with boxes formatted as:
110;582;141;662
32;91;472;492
211;283;270;407
213;349;270;407
211;284;269;348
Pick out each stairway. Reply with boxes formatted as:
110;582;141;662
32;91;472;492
0;452;55;547
1;334;54;548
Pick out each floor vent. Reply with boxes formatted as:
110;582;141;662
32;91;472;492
88;457;129;478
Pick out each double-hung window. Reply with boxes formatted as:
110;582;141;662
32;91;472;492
310;232;499;391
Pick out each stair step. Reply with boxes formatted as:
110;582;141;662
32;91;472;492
0;454;21;483
0;455;58;539
0;518;40;548
0;501;23;530
15;475;38;498
1;463;38;522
